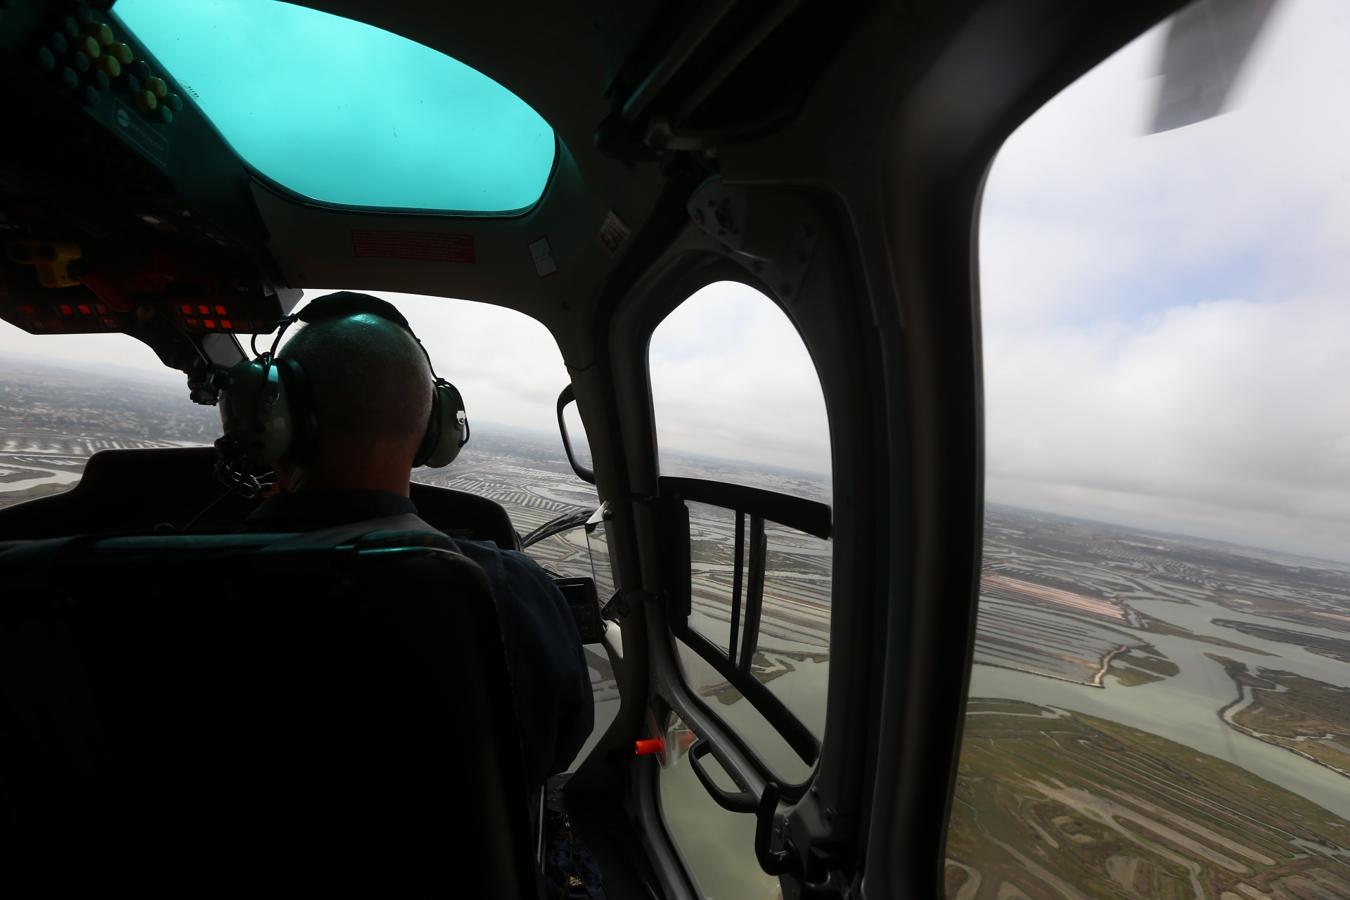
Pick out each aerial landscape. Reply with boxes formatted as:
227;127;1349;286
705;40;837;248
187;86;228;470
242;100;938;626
950;506;1350;899
3;361;1350;899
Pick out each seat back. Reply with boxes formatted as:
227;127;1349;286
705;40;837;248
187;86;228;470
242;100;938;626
0;447;521;550
0;531;537;898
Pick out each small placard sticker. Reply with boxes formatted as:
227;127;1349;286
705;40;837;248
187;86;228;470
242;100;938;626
529;237;558;277
597;210;629;255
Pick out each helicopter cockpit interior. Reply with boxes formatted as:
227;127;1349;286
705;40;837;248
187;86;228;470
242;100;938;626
2;0;1295;896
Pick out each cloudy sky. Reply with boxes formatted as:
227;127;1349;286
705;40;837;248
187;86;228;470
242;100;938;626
2;0;1347;559
980;0;1350;561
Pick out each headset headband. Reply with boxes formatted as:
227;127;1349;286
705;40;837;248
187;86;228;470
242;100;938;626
275;292;446;384
295;292;414;331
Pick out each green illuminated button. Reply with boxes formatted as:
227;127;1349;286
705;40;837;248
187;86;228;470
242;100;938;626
146;76;167;98
78;34;101;58
97;54;121;78
108;42;133;64
84;21;114;46
135;88;158;112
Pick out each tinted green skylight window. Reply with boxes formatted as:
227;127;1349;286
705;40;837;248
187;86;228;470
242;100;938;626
114;0;555;212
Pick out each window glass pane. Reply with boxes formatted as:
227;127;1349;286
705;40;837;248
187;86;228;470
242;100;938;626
687;500;745;656
676;637;812;785
658;711;781;900
0;343;216;511
950;2;1350;896
584;520;615;601
756;522;830;739
651;282;830;498
652;281;833;892
115;0;555;212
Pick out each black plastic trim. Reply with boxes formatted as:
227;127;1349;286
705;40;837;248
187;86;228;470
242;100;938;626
658;476;831;539
677;626;819;768
556;384;597;485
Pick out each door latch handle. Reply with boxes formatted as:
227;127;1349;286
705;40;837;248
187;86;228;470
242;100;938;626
688;739;759;813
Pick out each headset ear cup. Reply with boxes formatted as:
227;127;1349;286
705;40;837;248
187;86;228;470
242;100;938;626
218;358;293;466
417;381;466;468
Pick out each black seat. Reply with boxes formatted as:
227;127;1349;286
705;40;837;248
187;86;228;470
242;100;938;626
0;447;521;549
0;530;538;898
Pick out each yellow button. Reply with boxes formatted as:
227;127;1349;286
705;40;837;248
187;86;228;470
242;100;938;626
146;76;168;98
85;22;114;46
79;35;101;58
108;42;133;65
136;89;158;112
97;55;121;78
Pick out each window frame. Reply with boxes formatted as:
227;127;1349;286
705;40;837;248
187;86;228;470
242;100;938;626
658;475;831;779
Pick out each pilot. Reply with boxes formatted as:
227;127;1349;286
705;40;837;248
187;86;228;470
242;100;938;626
236;291;593;788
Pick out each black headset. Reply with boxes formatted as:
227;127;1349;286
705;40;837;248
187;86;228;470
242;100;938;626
215;292;469;475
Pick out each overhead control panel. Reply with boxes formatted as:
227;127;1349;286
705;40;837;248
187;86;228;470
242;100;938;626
0;0;297;389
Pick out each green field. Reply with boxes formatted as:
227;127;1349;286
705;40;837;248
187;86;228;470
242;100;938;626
947;700;1350;899
1210;656;1350;780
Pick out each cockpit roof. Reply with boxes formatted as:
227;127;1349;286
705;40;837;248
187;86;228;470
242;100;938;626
114;0;557;214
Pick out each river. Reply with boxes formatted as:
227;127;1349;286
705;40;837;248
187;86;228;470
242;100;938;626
970;594;1350;820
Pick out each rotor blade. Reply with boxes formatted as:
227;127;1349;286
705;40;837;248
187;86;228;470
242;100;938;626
1147;0;1278;134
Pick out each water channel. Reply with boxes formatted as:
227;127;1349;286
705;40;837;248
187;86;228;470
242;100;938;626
970;594;1350;820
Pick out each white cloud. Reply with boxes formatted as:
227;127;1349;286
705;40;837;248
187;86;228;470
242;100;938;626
981;0;1350;559
338;290;572;434
649;282;830;474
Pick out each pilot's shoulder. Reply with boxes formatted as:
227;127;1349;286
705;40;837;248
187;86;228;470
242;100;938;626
451;537;557;594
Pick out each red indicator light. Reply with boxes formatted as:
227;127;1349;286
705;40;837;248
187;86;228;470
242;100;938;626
214;305;227;315
59;304;74;316
185;317;198;327
197;304;209;315
180;303;193;314
77;304;91;315
634;738;665;756
203;319;216;329
220;318;233;329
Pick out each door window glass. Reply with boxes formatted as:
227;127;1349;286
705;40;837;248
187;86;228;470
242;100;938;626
950;3;1350;896
650;281;832;898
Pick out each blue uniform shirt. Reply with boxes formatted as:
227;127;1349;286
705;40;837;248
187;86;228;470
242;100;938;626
245;489;594;785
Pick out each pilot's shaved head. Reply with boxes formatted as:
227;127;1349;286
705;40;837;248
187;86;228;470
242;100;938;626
278;310;433;485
